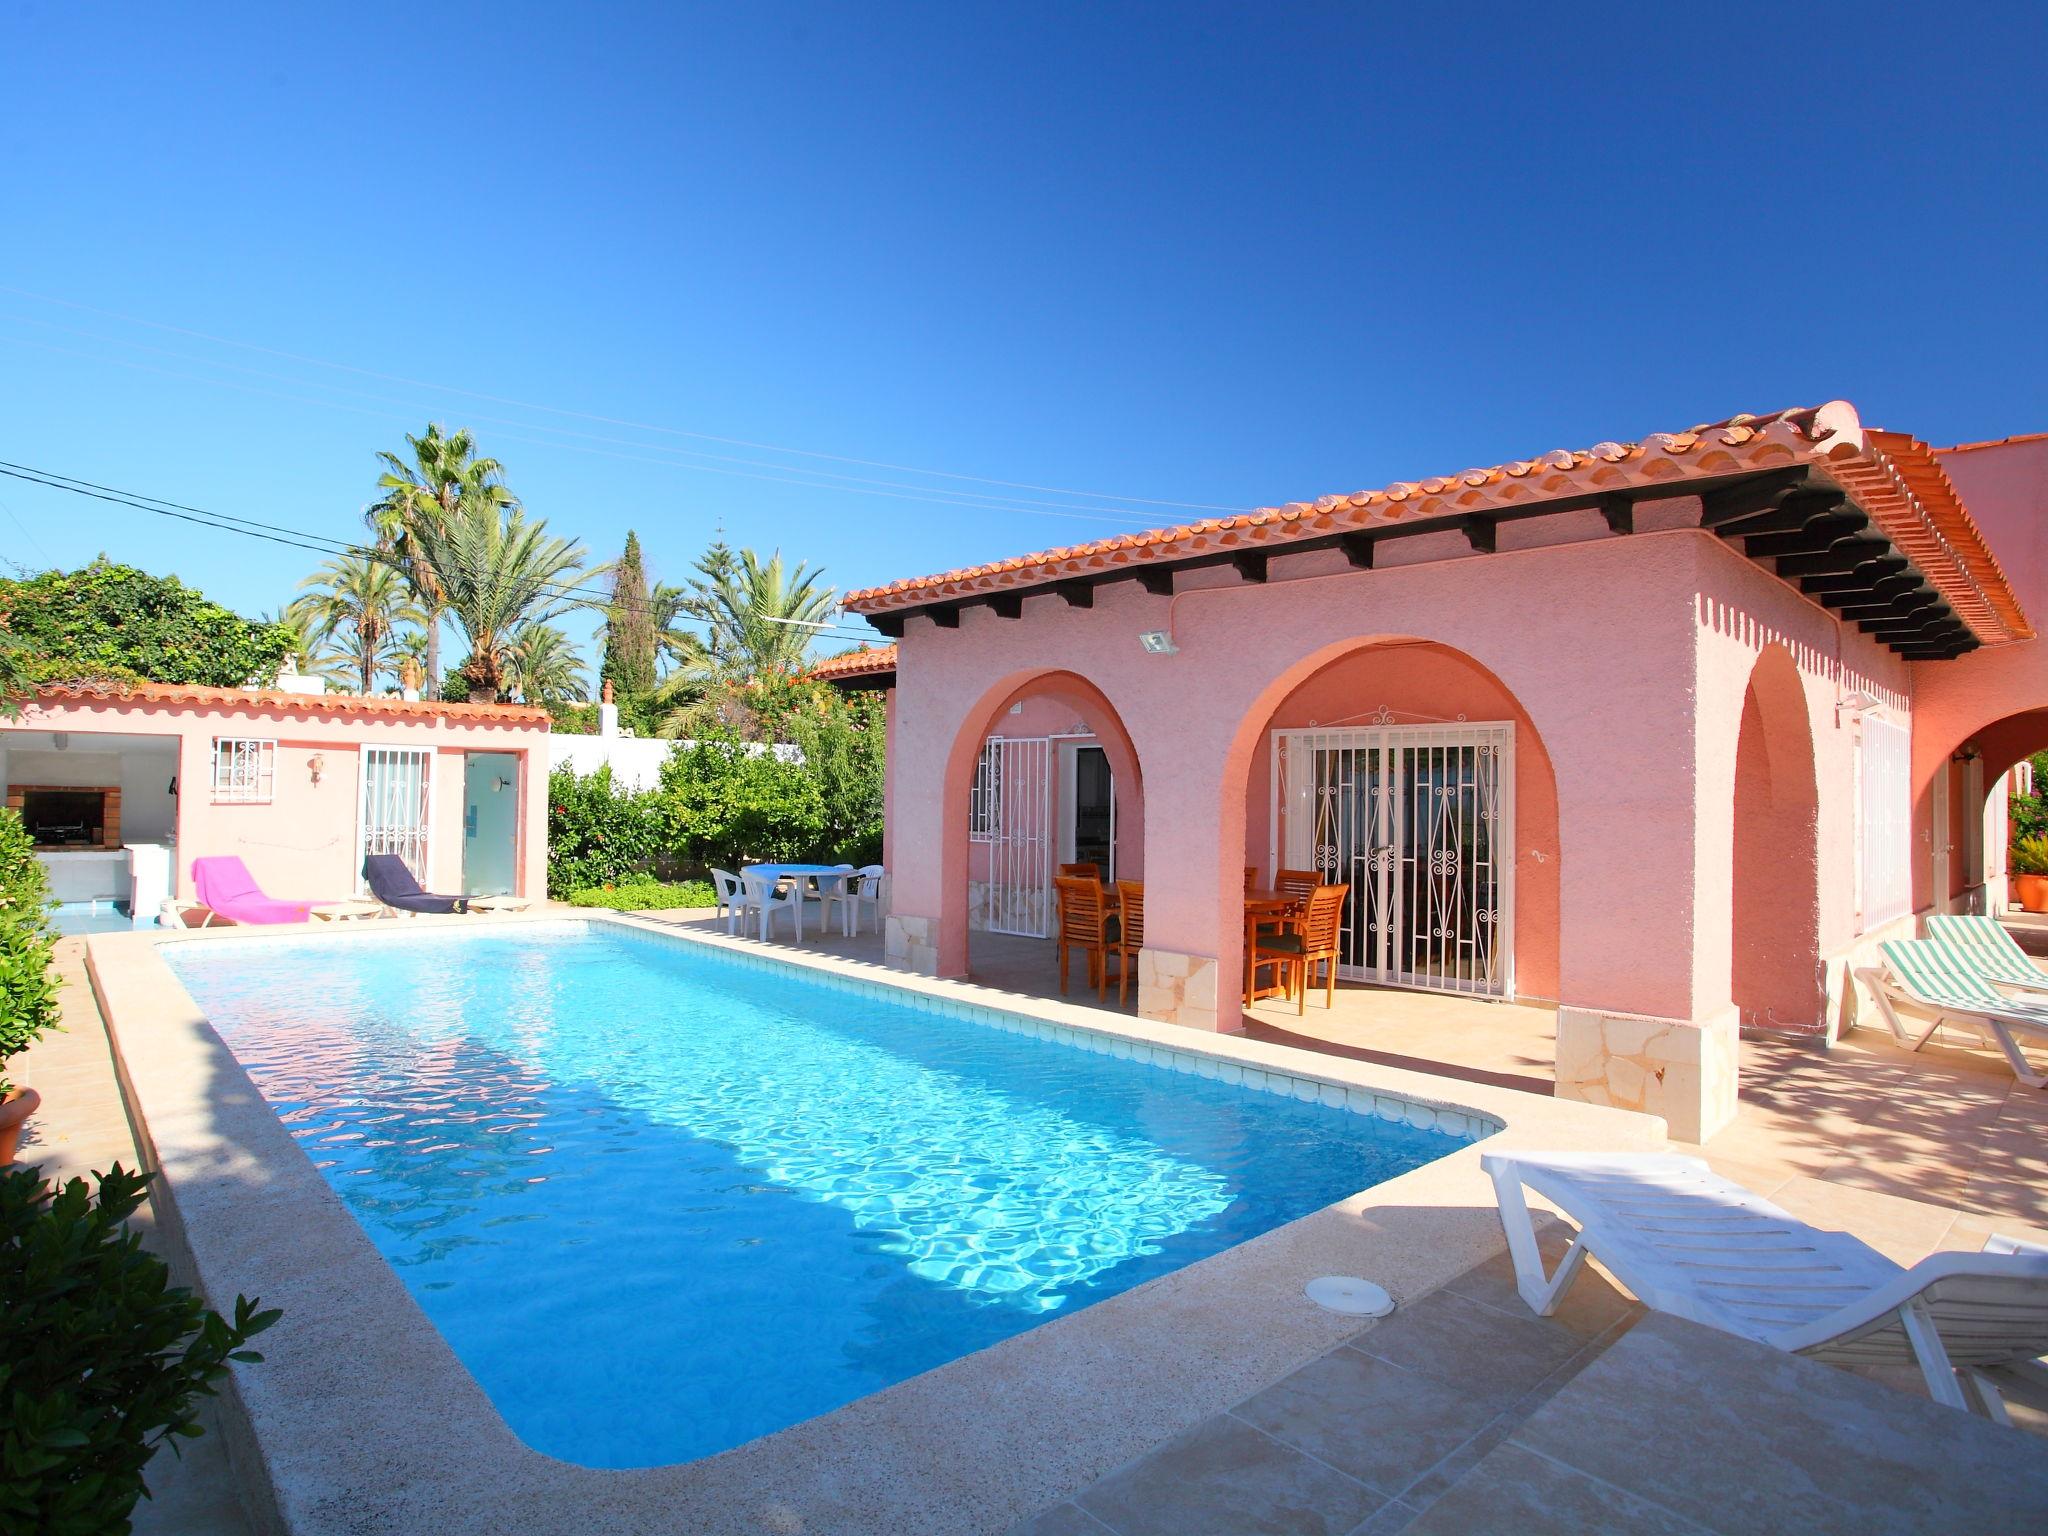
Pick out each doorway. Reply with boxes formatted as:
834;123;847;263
1273;723;1515;998
462;752;520;896
1060;742;1116;879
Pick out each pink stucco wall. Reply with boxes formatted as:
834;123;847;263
885;515;1865;1031
1908;440;2048;912
2;693;551;903
877;436;2045;1038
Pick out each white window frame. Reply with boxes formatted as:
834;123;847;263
210;737;276;804
969;741;1002;841
1856;714;1912;932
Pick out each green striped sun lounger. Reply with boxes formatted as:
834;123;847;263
1859;939;2048;1087
1924;914;2048;993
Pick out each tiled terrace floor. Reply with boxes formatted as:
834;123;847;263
1011;1237;2048;1536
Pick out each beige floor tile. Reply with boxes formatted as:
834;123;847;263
1405;1442;1711;1536
1074;1414;1384;1536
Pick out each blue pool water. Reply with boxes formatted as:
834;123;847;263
168;922;1474;1468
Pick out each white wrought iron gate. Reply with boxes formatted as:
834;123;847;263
976;735;1055;937
358;746;433;888
1272;723;1515;998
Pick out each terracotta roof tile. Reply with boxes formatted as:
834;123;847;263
808;644;898;681
27;680;554;726
841;402;2032;647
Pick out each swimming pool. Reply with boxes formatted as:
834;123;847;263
168;920;1479;1468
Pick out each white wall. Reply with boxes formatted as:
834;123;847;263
548;733;804;793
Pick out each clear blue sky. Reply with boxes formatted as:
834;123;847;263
4;2;2044;667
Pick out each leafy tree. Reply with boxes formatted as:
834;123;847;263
545;764;661;894
367;425;516;698
654;734;827;869
289;552;423;694
599;531;657;700
400;498;596;702
0;560;293;690
687;548;835;678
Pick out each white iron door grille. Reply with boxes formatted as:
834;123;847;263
358;746;433;889
982;735;1054;938
1273;723;1515;998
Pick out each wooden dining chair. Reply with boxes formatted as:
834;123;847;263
1275;867;1323;900
1110;880;1145;1006
1059;861;1101;881
1244;865;1258;892
1052;874;1115;999
1251;883;1349;1014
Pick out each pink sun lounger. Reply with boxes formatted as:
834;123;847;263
191;855;317;925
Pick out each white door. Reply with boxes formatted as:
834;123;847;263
358;746;433;889
1273;723;1515;998
978;735;1054;937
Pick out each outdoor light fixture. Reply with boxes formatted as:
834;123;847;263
308;753;325;785
1834;690;1883;726
493;776;511;793
1138;629;1178;655
52;732;68;751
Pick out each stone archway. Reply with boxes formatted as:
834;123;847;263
1731;644;1824;1031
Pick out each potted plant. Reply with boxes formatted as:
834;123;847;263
0;806;62;1165
2012;834;2048;914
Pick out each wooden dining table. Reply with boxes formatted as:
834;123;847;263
1243;888;1306;1005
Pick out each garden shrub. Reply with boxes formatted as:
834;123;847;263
566;877;717;911
0;1163;279;1536
0;808;61;1091
546;764;662;896
655;736;827;870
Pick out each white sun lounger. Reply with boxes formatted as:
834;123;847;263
1856;938;2048;1087
1483;1151;2048;1420
1924;914;2048;994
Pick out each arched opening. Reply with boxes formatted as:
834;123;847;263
1218;637;1560;1070
1731;645;1823;1031
1932;707;2048;917
937;669;1145;1002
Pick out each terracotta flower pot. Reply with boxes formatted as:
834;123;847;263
2017;874;2048;915
0;1086;42;1167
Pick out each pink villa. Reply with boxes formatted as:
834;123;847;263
837;404;2048;1141
0;679;551;919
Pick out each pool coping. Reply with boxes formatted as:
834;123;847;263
88;912;1670;1536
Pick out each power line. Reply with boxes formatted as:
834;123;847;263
1;332;1174;531
0;460;886;645
0;285;1253;513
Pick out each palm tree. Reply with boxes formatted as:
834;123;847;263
368;425;515;697
289;553;423;694
682;547;836;678
504;621;588;704
402;497;596;702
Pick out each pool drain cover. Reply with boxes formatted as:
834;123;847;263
1305;1276;1393;1317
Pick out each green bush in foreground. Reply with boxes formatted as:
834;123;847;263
0;1163;280;1536
0;807;62;1091
566;878;717;911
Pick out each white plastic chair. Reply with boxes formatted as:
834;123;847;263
821;864;885;937
1485;1151;2048;1420
711;869;744;933
740;869;802;941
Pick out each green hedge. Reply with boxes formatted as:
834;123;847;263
0;808;61;1091
565;878;717;911
547;697;883;896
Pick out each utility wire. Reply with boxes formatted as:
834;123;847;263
0;285;1253;512
1;332;1174;530
0;460;883;641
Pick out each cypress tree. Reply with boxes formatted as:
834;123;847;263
601;530;657;699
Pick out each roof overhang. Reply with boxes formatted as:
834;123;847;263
843;403;2031;662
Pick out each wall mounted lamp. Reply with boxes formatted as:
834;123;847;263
1138;629;1179;655
308;753;326;786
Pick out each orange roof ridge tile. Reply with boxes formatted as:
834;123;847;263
27;679;554;725
808;644;898;680
841;402;2031;648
